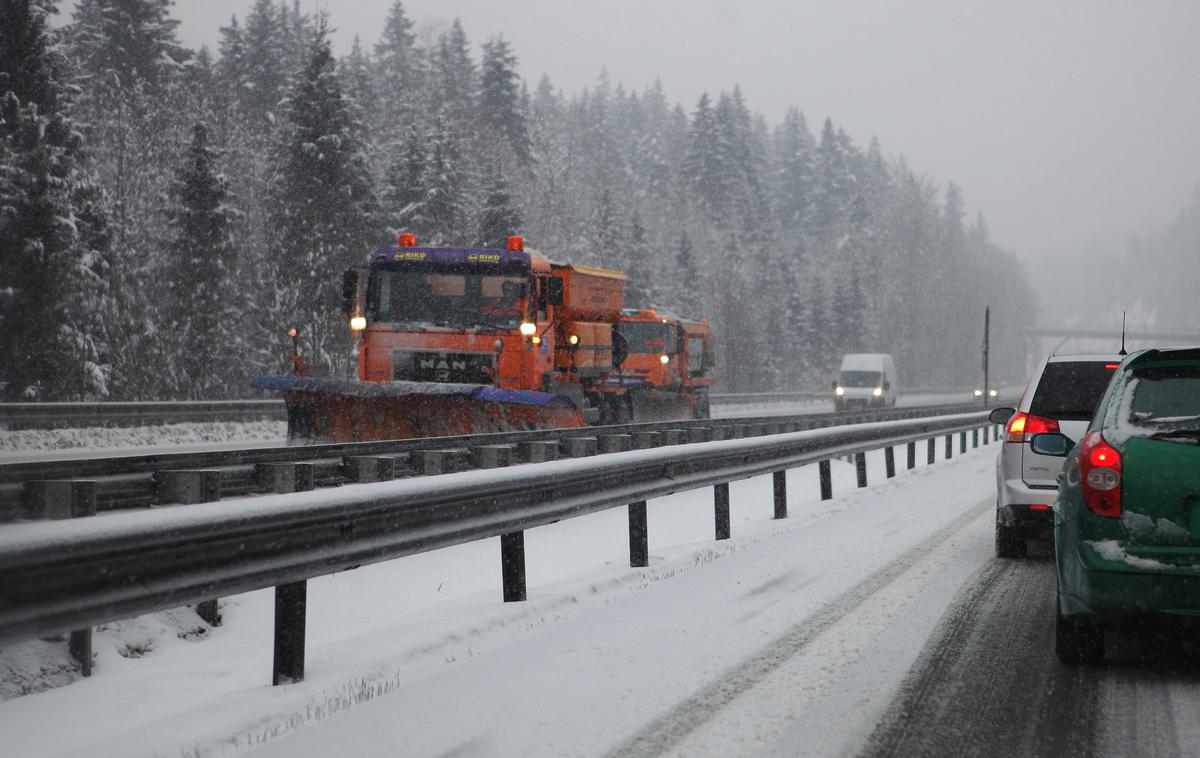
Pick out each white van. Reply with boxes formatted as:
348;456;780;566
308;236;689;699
833;353;897;410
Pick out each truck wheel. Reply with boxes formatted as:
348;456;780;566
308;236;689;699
995;516;1026;559
1055;590;1104;664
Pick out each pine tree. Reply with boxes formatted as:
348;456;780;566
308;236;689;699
383;124;426;234
162;122;242;398
66;0;189;93
272;15;380;373
478;35;530;165
622;209;652;308
672;229;701;317
431;19;476;139
1;0;109;399
236;0;289;122
423;115;464;243
476;164;521;248
373;0;421;143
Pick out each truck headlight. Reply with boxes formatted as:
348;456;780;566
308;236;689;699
835;386;845;396
519;322;536;336
660;354;670;364
873;387;883;397
349;316;367;331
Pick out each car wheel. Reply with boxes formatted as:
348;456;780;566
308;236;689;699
1055;590;1104;664
994;519;1026;559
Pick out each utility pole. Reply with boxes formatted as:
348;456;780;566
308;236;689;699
982;306;990;408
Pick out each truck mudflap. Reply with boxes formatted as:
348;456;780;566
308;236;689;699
251;376;585;443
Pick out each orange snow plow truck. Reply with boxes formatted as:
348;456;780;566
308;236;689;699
252;235;715;442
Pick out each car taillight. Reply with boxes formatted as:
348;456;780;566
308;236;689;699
1077;431;1121;518
1006;412;1060;442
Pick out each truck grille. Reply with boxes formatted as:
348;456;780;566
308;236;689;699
392;349;494;384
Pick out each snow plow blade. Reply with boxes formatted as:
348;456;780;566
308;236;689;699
251;376;586;443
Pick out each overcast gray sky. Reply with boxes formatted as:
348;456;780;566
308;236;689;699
119;2;1200;276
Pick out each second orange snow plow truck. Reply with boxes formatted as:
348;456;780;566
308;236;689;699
253;235;715;442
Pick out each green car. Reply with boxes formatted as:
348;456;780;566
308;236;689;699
1033;347;1200;664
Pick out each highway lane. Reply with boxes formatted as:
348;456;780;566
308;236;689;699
864;545;1200;758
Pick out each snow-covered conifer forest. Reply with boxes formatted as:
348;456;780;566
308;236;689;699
1;0;1065;399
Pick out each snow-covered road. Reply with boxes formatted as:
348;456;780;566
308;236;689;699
2;439;1003;757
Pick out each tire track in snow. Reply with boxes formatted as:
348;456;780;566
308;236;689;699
607;498;992;758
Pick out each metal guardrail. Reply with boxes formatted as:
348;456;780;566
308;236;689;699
0;388;1004;428
0;402;990;519
0;400;286;430
0;410;998;685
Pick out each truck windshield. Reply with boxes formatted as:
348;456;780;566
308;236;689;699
365;269;526;329
840;370;882;387
618;322;677;354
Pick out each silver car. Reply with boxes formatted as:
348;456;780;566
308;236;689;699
991;353;1123;558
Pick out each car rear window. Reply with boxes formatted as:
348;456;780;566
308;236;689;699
1029;361;1118;421
1126;365;1200;426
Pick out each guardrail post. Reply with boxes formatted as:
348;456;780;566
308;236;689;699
945;434;953;460
994;425;1000;442
268;463;314;685
500;532;527;602
855;452;867;488
471;445;513;469
628;500;648;567
631;431;661;449
885;447;896;478
773;471;787;519
519;440;560;462
560;437;598;458
155;471;222;624
959;431;967;454
819;460;832;500
907;442;916;470
343;456;395;483
599;434;632;453
983;425;990;446
714;483;731;540
258;462;315;494
29;481;97;675
273;581;306;685
927;438;936;465
156;469;221;505
972;428;979;448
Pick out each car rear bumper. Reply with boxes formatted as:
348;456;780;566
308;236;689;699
1058;540;1200;619
998;503;1054;534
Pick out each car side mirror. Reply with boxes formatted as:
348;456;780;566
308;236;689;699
988;407;1015;425
1030;432;1071;457
831;380;838;390
545;277;565;306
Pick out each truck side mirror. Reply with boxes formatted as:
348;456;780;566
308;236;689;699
883;381;891;391
546;277;564;306
831;380;838;390
341;269;358;316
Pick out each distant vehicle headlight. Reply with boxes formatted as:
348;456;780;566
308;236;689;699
835;386;845;396
519;322;537;336
660;354;670;364
974;389;983;397
349;316;367;331
873;387;883;397
989;389;998;397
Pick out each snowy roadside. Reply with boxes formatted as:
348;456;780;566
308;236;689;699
0;421;287;459
0;442;999;758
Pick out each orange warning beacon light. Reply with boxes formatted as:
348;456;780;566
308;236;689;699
507;235;524;252
398;233;417;247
